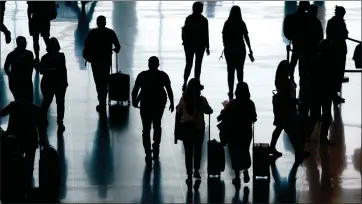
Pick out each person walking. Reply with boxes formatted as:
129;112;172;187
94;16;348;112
176;78;213;185
84;15;121;113
0;1;11;44
181;1;210;91
222;6;253;100
39;37;68;133
132;56;174;166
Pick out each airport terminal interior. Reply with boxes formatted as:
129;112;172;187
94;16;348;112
0;1;361;203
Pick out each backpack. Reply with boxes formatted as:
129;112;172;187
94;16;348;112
283;14;295;40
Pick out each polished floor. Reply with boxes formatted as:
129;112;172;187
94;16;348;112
0;1;361;203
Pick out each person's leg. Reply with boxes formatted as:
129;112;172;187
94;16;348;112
151;106;165;160
320;98;332;145
24;147;37;190
0;2;11;44
289;53;298;79
183;46;194;90
193;134;203;179
194;47;205;81
24;79;34;103
183;138;194;183
140;106;153;165
236;49;247;83
228;142;241;184
29;19;41;62
98;62;111;109
55;86;67;132
242;131;252;183
225;48;235;99
91;62;105;111
9;78;19;100
40;84;55;127
334;53;347;103
270;126;283;155
40;20;51;45
309;96;321;140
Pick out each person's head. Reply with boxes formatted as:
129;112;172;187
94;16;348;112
335;6;346;18
46;37;61;54
97;15;106;28
184;78;204;114
298;1;310;12
275;60;290;83
228;5;242;21
308;5;318;17
192;1;203;15
16;36;27;50
319;39;333;54
148;56;160;70
235;82;251;100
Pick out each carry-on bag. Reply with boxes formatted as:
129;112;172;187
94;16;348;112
108;53;130;105
207;114;225;178
252;123;270;181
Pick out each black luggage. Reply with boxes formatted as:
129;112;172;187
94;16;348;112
108;53;130;105
39;145;61;201
207;115;225;178
353;43;361;69
252;124;270;181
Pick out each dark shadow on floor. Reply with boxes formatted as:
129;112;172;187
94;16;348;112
140;161;163;203
57;132;68;200
84;115;114;199
207;178;225;203
108;104;130;131
232;186;250;204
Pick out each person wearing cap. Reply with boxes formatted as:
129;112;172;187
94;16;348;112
326;6;349;104
84;15;121;113
132;56;174;167
176;78;213;185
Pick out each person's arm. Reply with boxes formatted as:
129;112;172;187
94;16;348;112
250;101;257;123
112;30;121;53
27;2;33;20
201;96;213;115
243;22;253;53
4;52;12;76
164;74;174;112
176;97;183;113
205;19;210;51
131;73;142;108
0;102;13;117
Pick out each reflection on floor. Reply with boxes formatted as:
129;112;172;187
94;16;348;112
0;1;361;203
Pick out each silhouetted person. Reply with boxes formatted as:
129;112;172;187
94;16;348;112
176;78;213;185
270;60;307;163
353;43;361;68
306;5;323;59
217;82;256;187
132;56;174;166
326;6;349;104
181;1;210;91
4;36;35;103
27;1;57;64
39;37;68;133
309;39;335;145
84;15;121;113
0;95;44;191
222;6;253;100
283;1;310;92
1;136;27;203
0;1;11;44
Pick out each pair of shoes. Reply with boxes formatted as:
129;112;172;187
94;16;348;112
193;171;201;179
243;170;250;183
232;177;241;188
185;176;192;187
5;31;11;44
228;92;234;100
96;105;106;113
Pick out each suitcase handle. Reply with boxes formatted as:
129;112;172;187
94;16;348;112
208;114;211;141
110;51;120;74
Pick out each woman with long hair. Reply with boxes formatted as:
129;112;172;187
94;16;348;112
222;5;253;100
39;37;68;133
176;78;213;185
217;82;256;186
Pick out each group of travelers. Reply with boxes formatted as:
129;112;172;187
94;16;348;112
0;1;360;202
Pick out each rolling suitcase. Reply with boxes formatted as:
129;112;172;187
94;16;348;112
108;53;130;105
207;114;225;178
252;123;270;181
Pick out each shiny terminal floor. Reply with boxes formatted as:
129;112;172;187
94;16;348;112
0;1;361;203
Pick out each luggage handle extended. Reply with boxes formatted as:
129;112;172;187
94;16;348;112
110;51;120;75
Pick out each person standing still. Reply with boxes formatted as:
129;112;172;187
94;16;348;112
181;1;210;91
132;56;174;167
84;15;121;113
